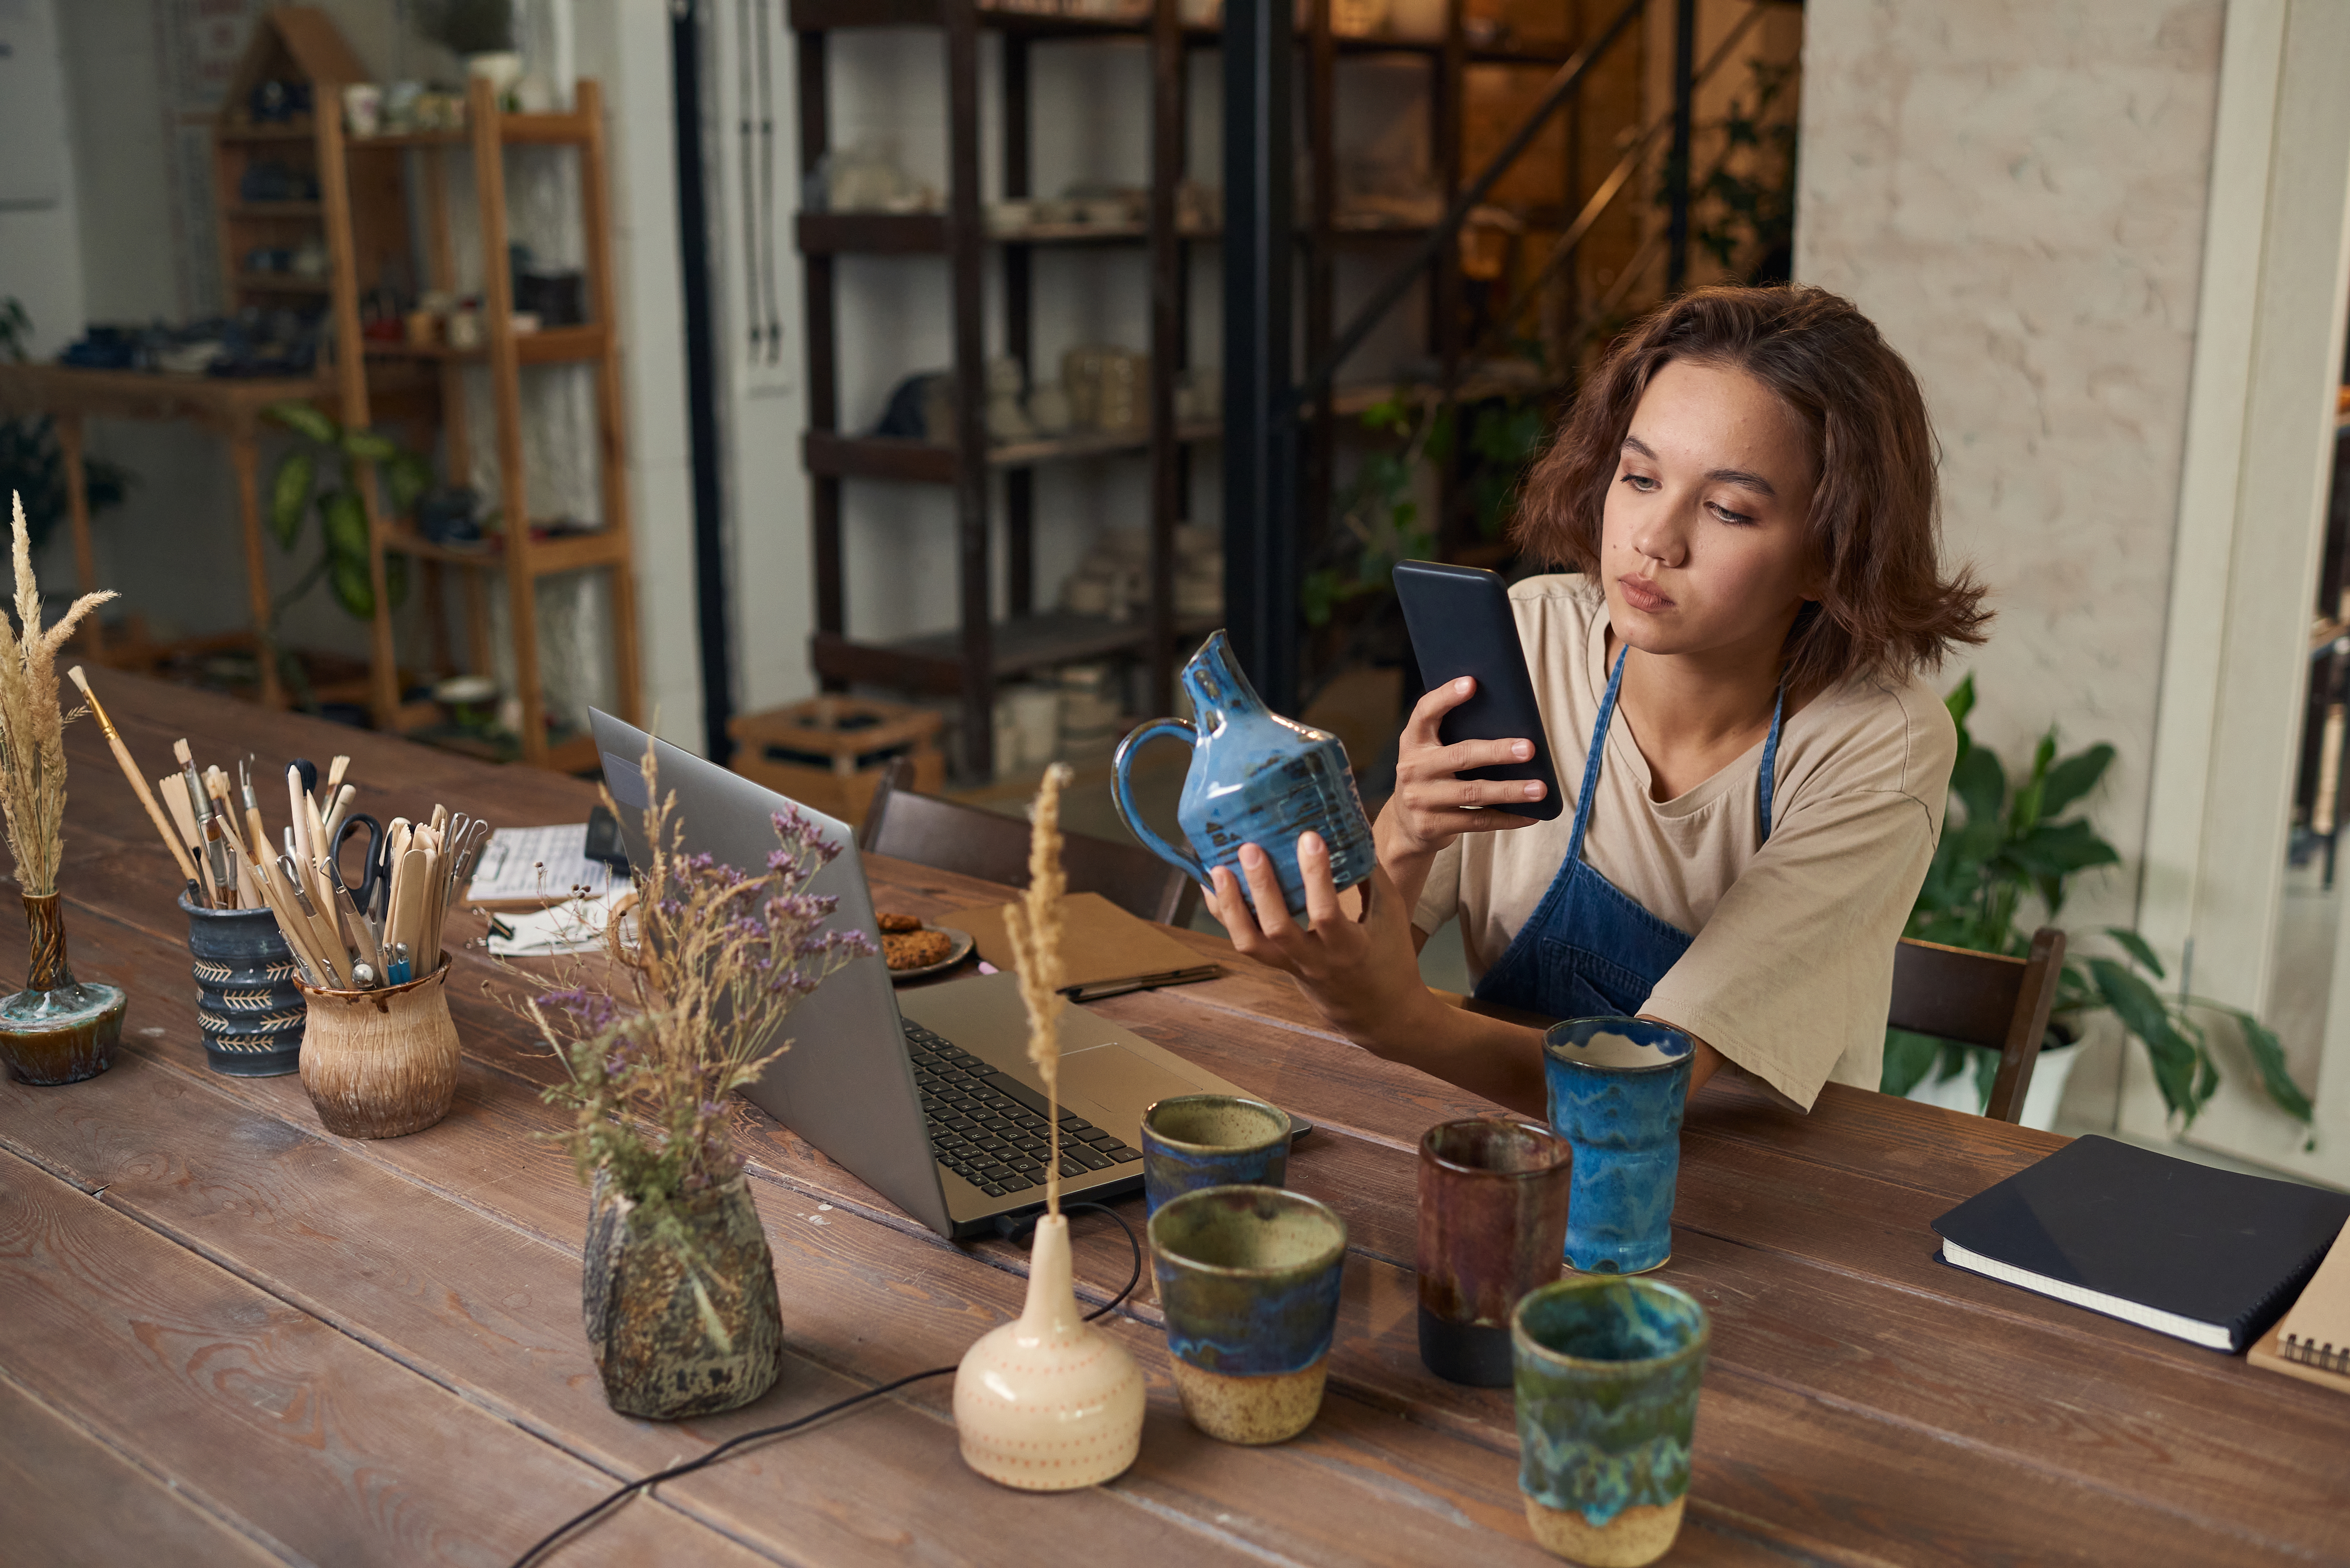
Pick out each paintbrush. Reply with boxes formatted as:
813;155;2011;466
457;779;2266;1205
65;666;203;892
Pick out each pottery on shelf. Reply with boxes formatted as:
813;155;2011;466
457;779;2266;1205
584;1172;784;1420
1113;629;1377;920
0;893;126;1086
181;890;303;1077
954;1211;1145;1489
295;957;458;1139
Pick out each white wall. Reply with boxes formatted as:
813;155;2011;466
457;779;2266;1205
0;0;85;362
1794;0;2229;941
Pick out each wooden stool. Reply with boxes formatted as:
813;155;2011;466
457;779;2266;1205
727;696;945;829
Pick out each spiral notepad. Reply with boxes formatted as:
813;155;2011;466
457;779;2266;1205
2251;1218;2350;1393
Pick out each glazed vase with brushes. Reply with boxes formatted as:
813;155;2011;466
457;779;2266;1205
0;893;127;1086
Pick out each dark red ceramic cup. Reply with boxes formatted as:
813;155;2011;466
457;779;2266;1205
1417;1118;1573;1386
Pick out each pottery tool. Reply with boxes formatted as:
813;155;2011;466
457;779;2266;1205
322;754;350;811
280;852;352;988
320;782;357;842
236;762;267;860
65;666;202;892
336;881;382;983
205;768;260;907
174;740;233;907
251;859;326;988
156;773;207;903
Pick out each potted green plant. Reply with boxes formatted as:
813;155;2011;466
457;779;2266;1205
504;744;874;1419
1891;675;2315;1141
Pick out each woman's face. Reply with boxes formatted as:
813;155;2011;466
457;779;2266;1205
1600;358;1821;667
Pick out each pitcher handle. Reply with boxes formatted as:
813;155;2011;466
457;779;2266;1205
1112;718;1207;885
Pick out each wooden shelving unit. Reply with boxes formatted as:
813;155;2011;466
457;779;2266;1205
792;0;1573;777
337;76;642;772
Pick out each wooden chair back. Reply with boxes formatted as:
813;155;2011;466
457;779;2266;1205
857;761;1201;928
1887;927;2067;1123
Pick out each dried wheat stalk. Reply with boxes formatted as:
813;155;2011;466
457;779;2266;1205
0;493;115;898
1004;763;1073;1214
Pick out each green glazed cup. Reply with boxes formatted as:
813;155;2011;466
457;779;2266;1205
1149;1184;1348;1445
1511;1277;1709;1567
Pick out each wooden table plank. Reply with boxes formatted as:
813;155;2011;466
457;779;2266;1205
0;1152;776;1568
0;1374;285;1568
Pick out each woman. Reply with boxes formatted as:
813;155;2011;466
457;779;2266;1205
1207;285;1989;1120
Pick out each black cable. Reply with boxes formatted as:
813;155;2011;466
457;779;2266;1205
509;1201;1145;1568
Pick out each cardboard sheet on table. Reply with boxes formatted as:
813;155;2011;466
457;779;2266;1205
958;891;1220;1002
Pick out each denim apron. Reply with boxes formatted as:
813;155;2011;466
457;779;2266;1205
1473;647;1784;1021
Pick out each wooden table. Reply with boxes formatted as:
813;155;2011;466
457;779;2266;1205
0;362;341;710
4;672;2346;1566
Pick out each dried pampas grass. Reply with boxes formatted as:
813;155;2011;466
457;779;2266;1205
1004;763;1073;1213
0;493;115;897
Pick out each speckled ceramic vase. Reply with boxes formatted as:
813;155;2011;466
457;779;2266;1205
181;890;304;1077
1112;630;1376;920
0;893;126;1086
954;1212;1145;1489
584;1172;783;1420
1512;1277;1709;1566
1149;1185;1348;1445
1417;1118;1573;1386
1141;1093;1291;1215
1543;1018;1693;1274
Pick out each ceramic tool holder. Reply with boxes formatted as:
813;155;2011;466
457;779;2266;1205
181;888;304;1077
295;956;458;1138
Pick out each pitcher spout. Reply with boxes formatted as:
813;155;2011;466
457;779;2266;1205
1180;630;1259;736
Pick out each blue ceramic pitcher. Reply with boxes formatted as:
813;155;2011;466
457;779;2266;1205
1113;631;1377;920
1543;1017;1694;1275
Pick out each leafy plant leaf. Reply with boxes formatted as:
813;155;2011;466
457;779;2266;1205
320;489;368;565
265;400;338;445
2039;743;2115;819
2001;818;2121;880
2224;1008;2314;1125
328;554;375;619
1879;1028;1943;1097
268;452;313;549
384;452;433;518
339;428;398;464
2102;926;2166;981
2088;957;2208;1124
1949;744;2003;828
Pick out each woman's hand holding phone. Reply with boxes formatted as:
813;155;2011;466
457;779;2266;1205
1376;677;1547;909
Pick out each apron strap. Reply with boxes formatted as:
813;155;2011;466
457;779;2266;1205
1758;679;1787;844
1567;647;1629;866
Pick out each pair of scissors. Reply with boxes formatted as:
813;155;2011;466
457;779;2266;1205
329;812;391;921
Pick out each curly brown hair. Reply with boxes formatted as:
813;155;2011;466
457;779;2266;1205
1512;285;1989;695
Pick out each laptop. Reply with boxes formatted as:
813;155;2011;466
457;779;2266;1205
589;709;1296;1239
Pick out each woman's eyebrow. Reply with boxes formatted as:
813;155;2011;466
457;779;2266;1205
1621;434;1780;499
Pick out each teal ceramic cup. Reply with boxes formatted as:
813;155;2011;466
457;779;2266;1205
1149;1185;1348;1445
1512;1277;1709;1567
1542;1017;1693;1274
1141;1093;1291;1216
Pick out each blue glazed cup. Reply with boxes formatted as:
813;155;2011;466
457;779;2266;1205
1542;1017;1693;1275
1512;1277;1709;1565
1141;1093;1291;1216
1149;1185;1348;1445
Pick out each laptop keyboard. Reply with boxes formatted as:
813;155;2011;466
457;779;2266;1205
904;1021;1144;1198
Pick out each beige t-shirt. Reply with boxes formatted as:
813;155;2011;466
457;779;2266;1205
1411;574;1955;1110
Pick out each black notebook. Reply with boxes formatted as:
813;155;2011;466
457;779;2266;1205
1931;1135;2350;1353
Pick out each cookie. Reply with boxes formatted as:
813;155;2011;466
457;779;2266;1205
884;929;956;971
876;911;925;934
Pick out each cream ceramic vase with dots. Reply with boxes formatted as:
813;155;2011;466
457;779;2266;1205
954;1213;1145;1489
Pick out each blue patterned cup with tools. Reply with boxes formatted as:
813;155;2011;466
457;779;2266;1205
1149;1185;1347;1445
1141;1093;1291;1216
1512;1276;1709;1566
1542;1017;1693;1274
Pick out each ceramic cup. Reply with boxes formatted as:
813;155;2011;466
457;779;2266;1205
341;83;383;137
295;957;459;1139
1416;1118;1572;1385
1512;1277;1709;1566
1149;1185;1347;1445
180;889;304;1077
1141;1093;1290;1215
1543;1017;1693;1274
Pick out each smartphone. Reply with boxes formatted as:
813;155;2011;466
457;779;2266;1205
1392;560;1564;821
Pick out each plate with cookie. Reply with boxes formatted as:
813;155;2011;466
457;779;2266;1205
877;911;976;983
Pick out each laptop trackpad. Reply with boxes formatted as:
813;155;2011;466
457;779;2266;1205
1058;1044;1217;1137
